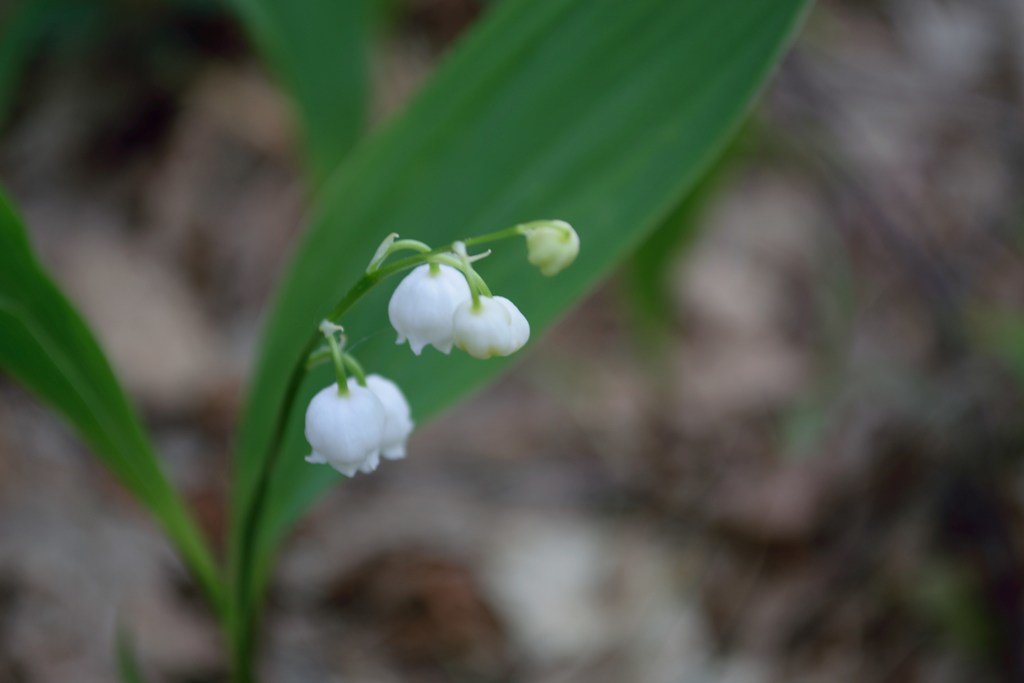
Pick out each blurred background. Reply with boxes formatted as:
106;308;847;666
1;0;1023;681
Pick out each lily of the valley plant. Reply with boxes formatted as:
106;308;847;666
223;219;579;681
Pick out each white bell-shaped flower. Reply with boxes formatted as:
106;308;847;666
453;295;530;359
524;220;579;276
365;374;414;460
304;379;386;477
388;264;471;355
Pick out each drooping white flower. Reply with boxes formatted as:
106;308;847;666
365;374;414;460
452;295;530;359
388;264;471;355
304;379;385;477
523;220;579;276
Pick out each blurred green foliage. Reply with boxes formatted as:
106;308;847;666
116;625;150;683
228;0;369;185
0;192;226;615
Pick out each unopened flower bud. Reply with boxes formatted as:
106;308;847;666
523;220;579;276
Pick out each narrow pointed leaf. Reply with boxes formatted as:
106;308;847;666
229;0;369;184
116;625;150;683
0;0;54;128
0;192;224;615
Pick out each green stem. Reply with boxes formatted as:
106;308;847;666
304;345;331;369
453;246;482;307
427;253;491;299
365;236;432;273
324;328;349;394
342;353;368;386
462;224;525;247
174;515;228;621
230;333;317;683
390;239;431;254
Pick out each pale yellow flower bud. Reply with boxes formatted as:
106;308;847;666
522;220;579;276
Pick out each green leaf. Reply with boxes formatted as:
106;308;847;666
626;149;733;341
0;191;225;616
232;0;808;642
624;118;765;351
229;0;369;184
0;0;54;128
116;624;149;683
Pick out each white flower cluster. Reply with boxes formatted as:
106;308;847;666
304;220;578;478
389;264;530;359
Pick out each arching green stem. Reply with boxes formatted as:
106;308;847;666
321;324;349;395
428;252;491;301
366;233;434;273
342;353;367;386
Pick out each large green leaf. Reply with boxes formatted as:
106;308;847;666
0;0;57;128
229;0;368;184
626;147;735;341
233;0;808;628
0;192;224;616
